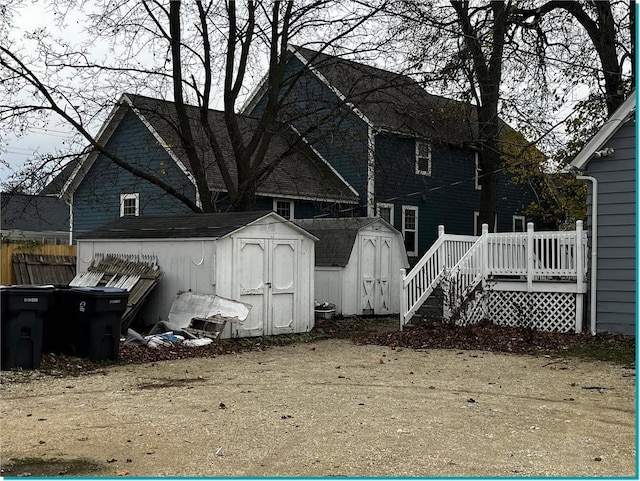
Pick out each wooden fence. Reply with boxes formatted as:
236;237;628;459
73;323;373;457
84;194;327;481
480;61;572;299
1;243;77;285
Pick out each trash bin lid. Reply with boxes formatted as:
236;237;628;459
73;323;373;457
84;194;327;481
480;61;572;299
70;287;128;294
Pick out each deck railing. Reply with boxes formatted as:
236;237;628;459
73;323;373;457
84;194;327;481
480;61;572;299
400;226;478;328
400;221;588;329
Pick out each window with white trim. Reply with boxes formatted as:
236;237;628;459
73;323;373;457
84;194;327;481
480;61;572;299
402;205;418;256
415;140;431;176
474;153;482;190
274;199;294;220
376;202;394;226
120;193;139;217
513;215;526;232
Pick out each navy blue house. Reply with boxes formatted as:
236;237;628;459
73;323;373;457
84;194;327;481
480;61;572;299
244;46;534;258
58;94;359;241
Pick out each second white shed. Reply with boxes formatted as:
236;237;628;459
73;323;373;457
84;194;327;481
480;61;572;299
294;217;409;316
76;211;317;338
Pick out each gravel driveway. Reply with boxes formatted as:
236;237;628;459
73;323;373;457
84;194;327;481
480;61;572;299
1;339;635;477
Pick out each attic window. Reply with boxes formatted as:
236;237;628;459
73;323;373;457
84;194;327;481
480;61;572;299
377;202;394;226
415;140;431;176
274;199;294;220
120;193;139;217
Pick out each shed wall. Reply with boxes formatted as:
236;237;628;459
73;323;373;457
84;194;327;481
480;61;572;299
76;239;217;325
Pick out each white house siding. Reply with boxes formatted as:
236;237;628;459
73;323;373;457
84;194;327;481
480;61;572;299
587;118;636;335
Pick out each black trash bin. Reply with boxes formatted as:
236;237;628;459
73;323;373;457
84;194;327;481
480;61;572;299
42;286;73;354
1;285;53;370
66;287;129;361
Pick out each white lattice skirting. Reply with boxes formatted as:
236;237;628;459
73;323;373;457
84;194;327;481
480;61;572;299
454;291;578;333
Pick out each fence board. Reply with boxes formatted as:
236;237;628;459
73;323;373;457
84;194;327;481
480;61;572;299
1;243;76;285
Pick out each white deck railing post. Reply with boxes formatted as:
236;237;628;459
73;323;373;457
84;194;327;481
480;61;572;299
481;224;489;319
437;225;445;273
526;222;534;292
575;220;584;333
399;268;407;330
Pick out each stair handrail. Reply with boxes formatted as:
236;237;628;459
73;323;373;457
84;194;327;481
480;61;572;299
400;227;478;329
400;233;448;329
442;232;487;321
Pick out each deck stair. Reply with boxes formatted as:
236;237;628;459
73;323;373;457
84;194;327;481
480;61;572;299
400;222;589;333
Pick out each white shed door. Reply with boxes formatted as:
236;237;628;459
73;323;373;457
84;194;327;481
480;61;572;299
360;234;392;315
235;238;298;337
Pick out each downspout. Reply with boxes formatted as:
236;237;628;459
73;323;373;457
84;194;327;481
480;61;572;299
576;175;598;335
66;194;74;245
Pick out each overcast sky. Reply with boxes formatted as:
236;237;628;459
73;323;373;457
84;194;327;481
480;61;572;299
1;1;601;188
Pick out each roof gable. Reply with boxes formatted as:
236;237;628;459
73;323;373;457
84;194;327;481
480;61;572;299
64;93;359;205
283;46;481;145
568;93;636;171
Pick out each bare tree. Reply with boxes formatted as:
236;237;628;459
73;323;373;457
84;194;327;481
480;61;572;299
1;1;386;211
382;0;632;229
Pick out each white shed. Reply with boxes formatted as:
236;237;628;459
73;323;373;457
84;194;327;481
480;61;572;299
294;218;409;316
76;211;317;338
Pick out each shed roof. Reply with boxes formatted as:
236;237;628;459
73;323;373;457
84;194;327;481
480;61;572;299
78;211;310;240
293;217;392;267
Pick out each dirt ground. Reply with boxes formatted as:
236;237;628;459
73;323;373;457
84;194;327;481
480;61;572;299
1;338;636;477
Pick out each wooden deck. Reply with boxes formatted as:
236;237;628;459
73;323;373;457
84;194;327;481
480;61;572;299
401;222;588;333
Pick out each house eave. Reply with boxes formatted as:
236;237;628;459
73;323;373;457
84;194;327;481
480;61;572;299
566;93;636;172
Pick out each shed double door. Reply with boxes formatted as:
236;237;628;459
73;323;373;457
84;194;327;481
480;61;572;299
234;237;298;337
360;234;392;315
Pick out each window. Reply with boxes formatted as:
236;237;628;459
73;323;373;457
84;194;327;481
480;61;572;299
474;153;482;190
402;205;418;256
274;199;294;220
513;215;526;232
415;140;431;176
376;202;394;226
120;193;139;217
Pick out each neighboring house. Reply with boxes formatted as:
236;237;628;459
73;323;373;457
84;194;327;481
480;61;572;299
567;93;636;336
0;192;70;244
59;93;359;241
244;46;534;258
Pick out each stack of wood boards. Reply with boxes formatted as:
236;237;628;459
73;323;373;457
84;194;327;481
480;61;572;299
70;254;163;332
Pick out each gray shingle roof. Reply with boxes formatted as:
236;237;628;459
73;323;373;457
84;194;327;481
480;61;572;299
40;158;80;196
124;94;358;203
291;46;482;146
293;217;381;266
77;211;282;240
1;193;69;232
